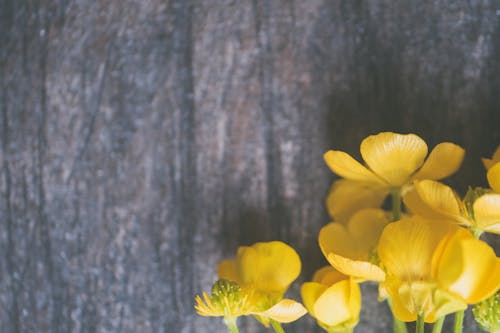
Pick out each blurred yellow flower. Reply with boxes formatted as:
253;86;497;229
301;266;361;332
215;241;306;326
318;209;389;282
403;179;500;234
378;216;500;323
482;145;500;170
324;132;464;220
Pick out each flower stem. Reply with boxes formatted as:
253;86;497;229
416;315;424;333
223;316;239;333
271;320;286;333
432;316;445;333
390;190;407;333
454;310;464;333
391;189;401;221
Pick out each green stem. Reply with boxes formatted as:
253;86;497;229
388;188;407;333
223;316;239;333
388;299;408;333
471;227;483;239
270;320;286;333
391;189;402;221
416;315;425;333
394;317;408;333
432;316;445;333
454;310;464;333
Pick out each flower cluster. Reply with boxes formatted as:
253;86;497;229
195;132;500;333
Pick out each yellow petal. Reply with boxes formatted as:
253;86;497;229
378;216;453;281
413;143;465;180
326;253;386;282
437;234;499;303
319;217;386;281
326;179;389;221
403;180;468;225
217;259;240;282
255;299;307;323
301;282;327;317
482;145;500;169
237;241;301;294
487;162;500;193
473;194;500;234
360;132;428;186
312;266;348;286
347;279;362;322
347;208;390;255
324;150;385;184
313;280;353;326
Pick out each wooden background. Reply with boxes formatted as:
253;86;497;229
1;1;499;332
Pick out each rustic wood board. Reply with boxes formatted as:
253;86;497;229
1;1;499;332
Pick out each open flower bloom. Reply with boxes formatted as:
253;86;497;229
403;179;500;234
482;145;500;170
319;209;390;282
324;132;464;220
378;216;500;323
301;266;361;332
213;241;306;326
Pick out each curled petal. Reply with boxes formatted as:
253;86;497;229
473;194;500;234
403;180;468;225
254;299;307;323
436;234;500;304
413;142;465;180
324;150;385;184
360;132;428;186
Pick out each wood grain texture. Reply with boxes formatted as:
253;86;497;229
0;1;499;332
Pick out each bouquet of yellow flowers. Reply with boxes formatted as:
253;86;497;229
195;132;500;333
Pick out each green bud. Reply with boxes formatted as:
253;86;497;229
473;291;500;333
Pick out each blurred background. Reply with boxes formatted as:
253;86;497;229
0;1;499;332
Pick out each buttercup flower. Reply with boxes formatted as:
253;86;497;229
378;216;500;323
215;241;307;326
324;132;464;220
318;208;390;282
301;266;361;332
403;179;500;234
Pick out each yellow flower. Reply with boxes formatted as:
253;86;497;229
403;179;500;234
324;132;464;220
301;266;361;331
482;145;500;170
195;279;256;317
378;216;500;323
318;208;390;282
215;241;307;326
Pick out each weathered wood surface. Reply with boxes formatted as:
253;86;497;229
1;1;499;332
